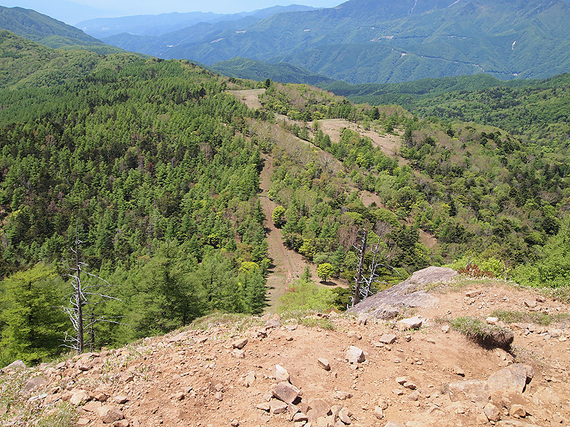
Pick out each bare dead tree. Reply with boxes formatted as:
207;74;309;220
351;223;401;307
62;237;121;354
352;228;367;306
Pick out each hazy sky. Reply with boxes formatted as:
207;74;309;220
1;0;342;24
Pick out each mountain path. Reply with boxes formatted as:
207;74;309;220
259;155;318;312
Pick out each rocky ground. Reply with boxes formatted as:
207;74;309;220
1;273;569;427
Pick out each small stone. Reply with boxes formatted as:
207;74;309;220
487;364;534;394
466;290;482;298
404;381;417;390
77;418;91;426
257;402;270;412
357;313;369;325
347;331;362;340
230;420;239;427
97;406;124;424
441;325;450;333
346;346;365;364
245;371;256;387
270;399;288;414
398;317;423;331
171;392;185;401
232;349;245;359
214;391;223;401
524;300;537;308
338;407;352;424
407;390;421;401
483;403;501;422
373;406;384;420
272;382;300;404
23;376;47;392
487;317;499;325
70;390;91;406
510;404;527;418
377;398;389;410
113;420;129;427
114;395;129;404
395;377;408;385
232;338;248;349
334;391;352;400
294;412;308;422
318;358;331;371
94;392;108;402
378;334;397;345
392;389;404;396
453;366;465;377
275;364;290;382
83;401;102;413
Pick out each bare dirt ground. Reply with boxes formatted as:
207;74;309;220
230;89;265;110
317;119;404;163
7;278;569;427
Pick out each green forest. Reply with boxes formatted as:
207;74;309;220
0;30;569;367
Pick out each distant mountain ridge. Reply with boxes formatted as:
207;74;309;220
77;5;317;39
0;6;122;53
98;0;570;84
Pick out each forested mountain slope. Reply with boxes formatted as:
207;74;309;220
100;0;570;84
0;32;568;367
0;6;122;53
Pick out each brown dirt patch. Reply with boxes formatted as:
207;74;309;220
15;279;569;427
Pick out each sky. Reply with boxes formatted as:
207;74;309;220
1;0;342;24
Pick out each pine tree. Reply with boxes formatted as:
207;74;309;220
0;264;66;366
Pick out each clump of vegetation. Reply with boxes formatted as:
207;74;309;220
190;312;263;332
458;264;496;279
0;368;77;426
450;316;514;350
299;316;336;330
490;309;570;326
278;278;336;314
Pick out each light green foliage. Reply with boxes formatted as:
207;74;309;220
272;205;286;228
317;263;334;283
0;264;67;366
278;279;336;314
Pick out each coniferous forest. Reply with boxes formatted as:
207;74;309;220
0;29;569;367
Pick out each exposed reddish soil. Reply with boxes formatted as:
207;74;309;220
7;279;569;427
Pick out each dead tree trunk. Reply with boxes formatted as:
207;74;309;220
352;228;367;307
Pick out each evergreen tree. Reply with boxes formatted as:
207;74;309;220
0;264;66;366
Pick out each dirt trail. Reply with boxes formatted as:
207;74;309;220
259;155;318;312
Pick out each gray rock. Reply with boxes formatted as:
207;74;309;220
1;360;25;373
346;346;365;364
232;338;248;349
487;364;534;394
70;390;91;406
484;402;501;422
378;334;397;344
398;317;423;330
275;364;290;382
272;382;300;404
307;398;332;420
318;358;331;371
446;380;489;403
23;376;47;392
270;399;288;414
338;407;352;424
348;267;457;319
96;406;124;423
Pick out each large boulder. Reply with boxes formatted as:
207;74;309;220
348;267;457;319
